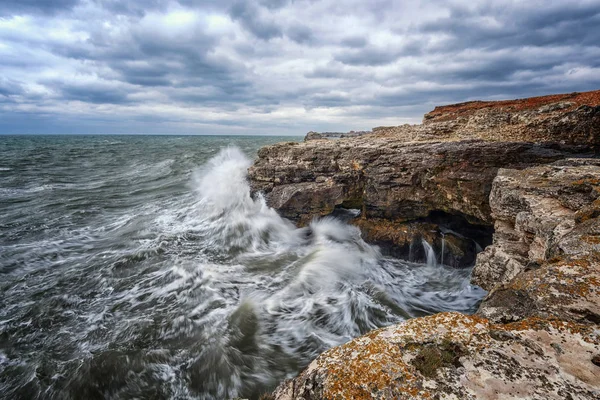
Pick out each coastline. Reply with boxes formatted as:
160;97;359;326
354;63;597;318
249;90;600;399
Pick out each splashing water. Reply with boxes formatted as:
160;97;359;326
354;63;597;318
441;233;445;266
422;239;437;268
0;139;486;400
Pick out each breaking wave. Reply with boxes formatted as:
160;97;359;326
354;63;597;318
0;142;485;400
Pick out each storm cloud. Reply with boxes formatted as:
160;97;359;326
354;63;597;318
0;0;599;134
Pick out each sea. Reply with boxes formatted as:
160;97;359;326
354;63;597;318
0;135;486;399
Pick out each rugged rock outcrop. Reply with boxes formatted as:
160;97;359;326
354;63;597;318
305;130;372;140
249;90;600;266
273;313;600;400
250;90;600;399
379;90;600;146
270;159;600;400
473;158;600;324
250;140;591;226
252;143;592;266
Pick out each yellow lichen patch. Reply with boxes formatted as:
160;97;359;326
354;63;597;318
321;337;429;399
308;313;492;399
505;257;599;301
583;235;600;244
275;309;600;399
498;316;597;341
571;178;600;186
571;178;600;195
351;160;363;171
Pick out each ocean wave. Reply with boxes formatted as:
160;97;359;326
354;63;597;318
0;143;485;400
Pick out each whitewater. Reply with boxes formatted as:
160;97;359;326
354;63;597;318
0;136;485;399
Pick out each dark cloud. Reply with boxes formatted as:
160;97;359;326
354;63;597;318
229;1;283;40
420;2;600;50
47;10;254;102
340;36;368;48
0;78;24;97
258;0;290;10
286;24;315;44
91;0;169;16
0;0;80;16
1;0;599;135
334;47;402;66
55;82;132;104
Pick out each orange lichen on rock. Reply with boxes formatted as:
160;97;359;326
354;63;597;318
256;92;600;400
272;313;600;399
424;89;600;122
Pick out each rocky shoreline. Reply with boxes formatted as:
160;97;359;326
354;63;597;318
248;90;600;399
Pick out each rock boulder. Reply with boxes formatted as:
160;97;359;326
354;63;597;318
273;313;600;400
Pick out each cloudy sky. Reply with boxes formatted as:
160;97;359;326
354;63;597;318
1;0;599;135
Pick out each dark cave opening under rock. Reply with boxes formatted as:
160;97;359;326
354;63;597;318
331;207;494;268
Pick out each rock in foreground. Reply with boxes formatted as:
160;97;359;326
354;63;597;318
273;313;600;400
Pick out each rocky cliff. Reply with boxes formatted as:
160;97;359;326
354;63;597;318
270;159;600;400
247;90;600;399
473;158;600;324
249;90;599;267
376;90;600;145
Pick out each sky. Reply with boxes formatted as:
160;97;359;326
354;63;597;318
0;0;599;135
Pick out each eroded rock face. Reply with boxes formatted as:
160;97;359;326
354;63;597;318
249;139;592;265
478;257;600;325
249;140;592;226
473;158;600;324
272;313;600;400
367;91;600;146
249;90;600;266
353;213;493;268
253;91;600;399
472;159;600;288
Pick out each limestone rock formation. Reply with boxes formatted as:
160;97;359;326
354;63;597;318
273;313;600;400
373;90;600;146
473;158;600;324
420;90;600;146
304;130;372;141
249;90;600;266
251;90;600;399
249;139;591;225
269;157;600;400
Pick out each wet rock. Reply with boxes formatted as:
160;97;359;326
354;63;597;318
272;313;600;400
251;91;600;399
352;213;493;268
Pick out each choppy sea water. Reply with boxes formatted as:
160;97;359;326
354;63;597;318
0;135;486;400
